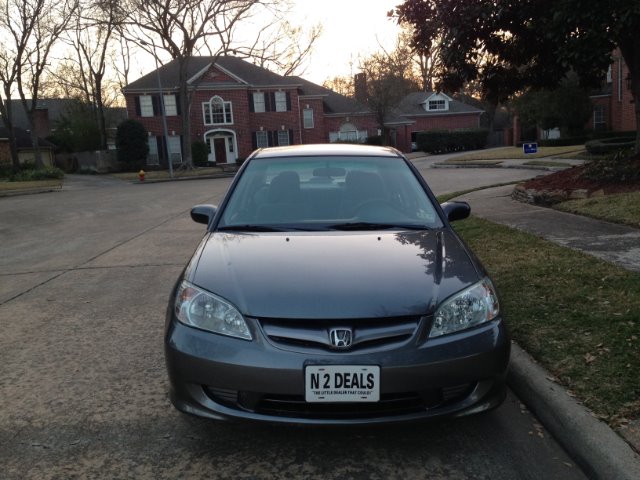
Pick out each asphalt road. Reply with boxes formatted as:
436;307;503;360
0;167;587;479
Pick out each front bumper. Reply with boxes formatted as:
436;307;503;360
164;315;510;425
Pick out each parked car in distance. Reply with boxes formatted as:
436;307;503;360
165;144;510;425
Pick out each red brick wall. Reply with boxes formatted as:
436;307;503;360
610;52;636;131
299;98;327;144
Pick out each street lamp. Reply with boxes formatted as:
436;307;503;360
140;40;173;178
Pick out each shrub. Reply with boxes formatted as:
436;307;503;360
9;166;64;182
538;136;590;147
416;128;488;154
115;119;148;170
585;137;637;155
583;149;640;182
365;135;384;146
192;140;209;166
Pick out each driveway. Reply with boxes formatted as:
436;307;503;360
0;172;587;479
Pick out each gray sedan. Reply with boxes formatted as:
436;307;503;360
165;144;510;424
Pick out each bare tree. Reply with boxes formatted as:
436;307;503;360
323;76;355;98
249;21;323;76
358;42;420;145
0;0;78;169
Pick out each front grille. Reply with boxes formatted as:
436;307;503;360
259;316;423;353
204;383;475;420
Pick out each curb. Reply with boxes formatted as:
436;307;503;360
509;343;640;480
131;172;236;184
432;162;569;171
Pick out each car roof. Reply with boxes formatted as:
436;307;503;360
250;144;405;159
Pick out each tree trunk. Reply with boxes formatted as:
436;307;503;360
178;57;193;169
95;75;107;151
25;110;44;168
0;95;21;172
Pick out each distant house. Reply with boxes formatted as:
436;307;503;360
391;92;484;152
0;127;55;167
6;98;127;150
590;49;637;132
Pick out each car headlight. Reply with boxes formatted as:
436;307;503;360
174;281;252;340
430;278;500;338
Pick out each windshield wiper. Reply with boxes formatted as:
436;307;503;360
327;222;430;231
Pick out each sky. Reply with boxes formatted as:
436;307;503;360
290;0;402;84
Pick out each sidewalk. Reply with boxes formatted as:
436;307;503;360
454;184;640;480
457;185;640;272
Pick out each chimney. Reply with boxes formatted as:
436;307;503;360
354;72;367;104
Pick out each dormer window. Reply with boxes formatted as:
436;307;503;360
423;93;450;112
428;99;446;111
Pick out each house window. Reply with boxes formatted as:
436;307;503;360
303;108;314;128
140;95;153;117
593;105;606;131
163;95;177;116
253;92;266;113
168;135;182;164
428;99;446;111
256;131;269;148
147;137;159;165
203;96;233;125
275;91;287;112
277;130;290;146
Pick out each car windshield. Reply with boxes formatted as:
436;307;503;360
218;155;444;231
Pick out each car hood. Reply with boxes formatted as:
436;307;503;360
189;230;480;319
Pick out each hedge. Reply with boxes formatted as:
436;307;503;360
585;137;637;155
416;128;489;154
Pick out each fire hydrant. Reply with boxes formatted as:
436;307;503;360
138;169;145;182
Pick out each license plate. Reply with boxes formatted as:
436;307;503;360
305;365;380;402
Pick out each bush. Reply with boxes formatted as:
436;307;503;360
585;137;637;155
365;135;384;146
588;130;637;141
416;128;488;154
538;136;590;147
9;166;64;182
116;119;148;170
192;140;209;166
583;149;640;182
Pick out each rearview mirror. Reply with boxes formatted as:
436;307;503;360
440;201;471;222
190;204;217;225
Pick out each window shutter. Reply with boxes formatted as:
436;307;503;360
270;92;276;112
286;92;291;111
157;136;164;162
151;95;161;116
248;92;254;113
289;129;294;145
175;94;181;115
264;92;272;112
252;132;257;150
268;131;274;147
135;96;141;116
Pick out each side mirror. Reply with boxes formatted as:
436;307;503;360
190;204;217;225
440;201;471;222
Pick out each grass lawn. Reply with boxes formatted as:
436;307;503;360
555;191;640;228
0;179;63;192
448;145;585;162
111;166;226;181
455;216;640;424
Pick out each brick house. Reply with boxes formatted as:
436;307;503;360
122;56;381;167
589;49;637;132
391;92;484;152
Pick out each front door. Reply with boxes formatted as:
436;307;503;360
213;138;227;164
